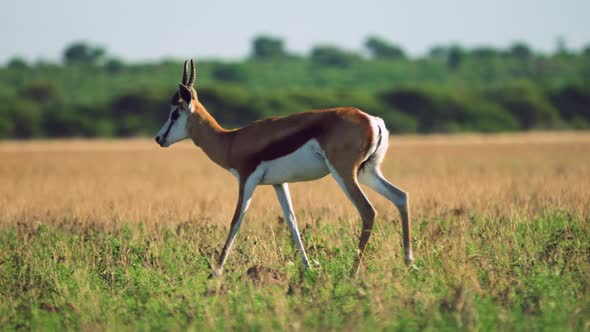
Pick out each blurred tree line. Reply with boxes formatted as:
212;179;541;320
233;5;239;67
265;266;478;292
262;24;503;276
1;35;589;139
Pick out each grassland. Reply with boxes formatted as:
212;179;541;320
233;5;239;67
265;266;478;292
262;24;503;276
1;132;589;331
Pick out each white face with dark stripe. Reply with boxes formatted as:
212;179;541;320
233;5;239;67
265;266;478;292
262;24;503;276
155;104;190;147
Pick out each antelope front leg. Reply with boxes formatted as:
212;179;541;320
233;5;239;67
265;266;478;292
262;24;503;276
273;183;310;269
213;180;256;277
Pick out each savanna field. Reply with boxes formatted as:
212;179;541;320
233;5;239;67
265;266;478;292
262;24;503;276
1;132;589;331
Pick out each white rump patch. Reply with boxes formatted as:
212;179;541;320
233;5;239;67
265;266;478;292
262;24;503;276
359;116;390;170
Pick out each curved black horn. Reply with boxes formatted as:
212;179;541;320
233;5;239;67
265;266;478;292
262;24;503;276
188;59;196;86
181;60;189;85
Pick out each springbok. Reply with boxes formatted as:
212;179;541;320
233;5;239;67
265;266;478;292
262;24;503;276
155;60;414;277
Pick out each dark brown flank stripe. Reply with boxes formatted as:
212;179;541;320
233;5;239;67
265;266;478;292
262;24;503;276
241;123;326;176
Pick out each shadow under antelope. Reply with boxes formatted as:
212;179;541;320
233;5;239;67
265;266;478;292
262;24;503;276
155;60;414;277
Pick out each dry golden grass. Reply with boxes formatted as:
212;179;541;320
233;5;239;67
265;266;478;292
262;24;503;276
1;132;589;229
1;132;589;330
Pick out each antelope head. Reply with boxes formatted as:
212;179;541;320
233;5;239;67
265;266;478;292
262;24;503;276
155;60;197;147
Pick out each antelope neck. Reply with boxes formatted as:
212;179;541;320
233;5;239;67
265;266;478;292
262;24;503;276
188;103;232;169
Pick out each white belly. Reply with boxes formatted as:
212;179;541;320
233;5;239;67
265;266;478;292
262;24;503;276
257;139;330;185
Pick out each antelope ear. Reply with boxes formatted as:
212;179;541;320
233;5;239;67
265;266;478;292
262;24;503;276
178;84;192;104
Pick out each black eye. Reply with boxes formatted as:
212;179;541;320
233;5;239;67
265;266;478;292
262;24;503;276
170;110;179;120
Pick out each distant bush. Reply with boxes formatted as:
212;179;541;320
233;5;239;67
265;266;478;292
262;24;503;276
0;97;44;138
6;57;28;70
311;46;362;67
508;42;533;61
485;82;562;129
105;58;125;73
251;36;288;60
211;63;248;83
198;84;262;128
110;89;169;136
365;36;406;60
548;84;590;127
379;87;518;132
63;41;106;66
17;81;63;107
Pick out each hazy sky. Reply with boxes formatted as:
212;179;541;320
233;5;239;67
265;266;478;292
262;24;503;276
1;0;589;63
